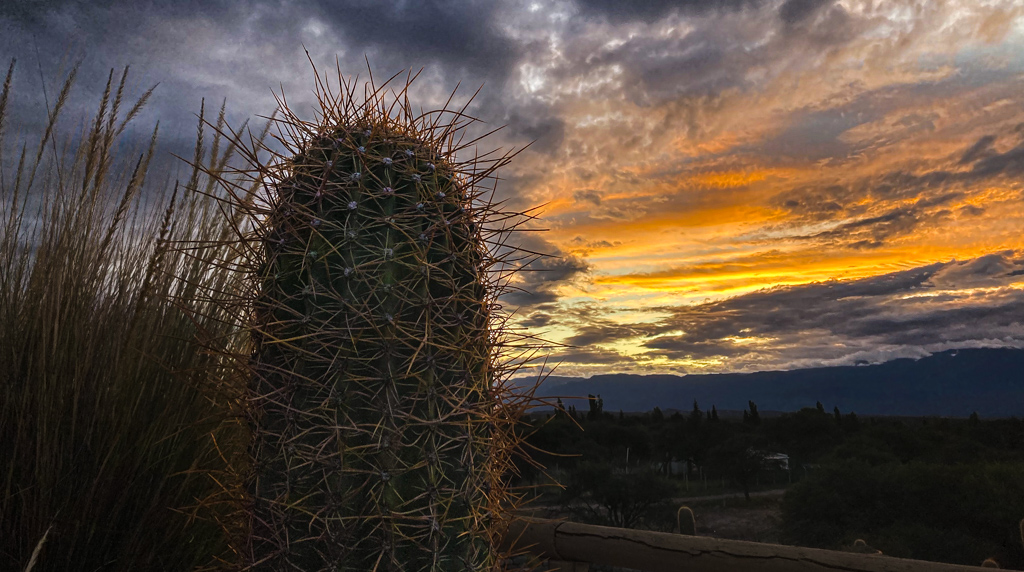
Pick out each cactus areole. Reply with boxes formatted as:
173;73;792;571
241;73;520;572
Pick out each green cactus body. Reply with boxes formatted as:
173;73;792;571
246;118;498;571
676;506;696;536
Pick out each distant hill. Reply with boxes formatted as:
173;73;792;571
532;348;1024;418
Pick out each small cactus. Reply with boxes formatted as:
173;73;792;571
676;506;696;536
845;538;882;555
189;63;540;572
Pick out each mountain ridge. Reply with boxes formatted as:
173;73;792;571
531;348;1024;417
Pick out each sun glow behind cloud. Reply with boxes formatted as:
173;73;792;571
500;0;1024;376
4;0;1024;377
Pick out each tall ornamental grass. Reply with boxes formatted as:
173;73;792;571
0;59;262;572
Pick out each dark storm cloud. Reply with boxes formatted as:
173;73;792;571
631;254;1024;367
841;302;1024;344
778;0;834;25
572;190;602;206
968;138;1024;179
797;206;942;249
7;0;1024;380
2;1;297;172
929;252;1019;289
776;184;850;217
573;0;763;23
0;0;526;170
755;106;870;163
553;347;630;366
568;236;618;249
767;128;1024;250
564;193;663;223
959;134;997;165
530;0;866;157
519;308;557;328
565;322;645;348
744;78;936;167
499;102;567;153
545;255;1024;370
3;0;519;78
500;233;591;307
563;24;749;108
855;128;1024;192
642;337;754;359
309;0;521;79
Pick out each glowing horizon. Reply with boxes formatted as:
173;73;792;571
4;0;1024;377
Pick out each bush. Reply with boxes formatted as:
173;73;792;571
781;460;1024;568
563;461;677;529
0;60;261;571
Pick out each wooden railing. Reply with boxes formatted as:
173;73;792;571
499;517;999;572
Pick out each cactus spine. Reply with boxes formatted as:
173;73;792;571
194;66;533;572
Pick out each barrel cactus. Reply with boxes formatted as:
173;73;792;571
194;67;533;572
676;506;696;536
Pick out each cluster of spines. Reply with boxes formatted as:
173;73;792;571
178;64;546;572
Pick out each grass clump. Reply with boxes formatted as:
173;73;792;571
0;58;261;572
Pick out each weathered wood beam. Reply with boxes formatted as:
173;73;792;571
500;518;995;572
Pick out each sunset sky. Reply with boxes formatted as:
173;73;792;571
3;0;1024;377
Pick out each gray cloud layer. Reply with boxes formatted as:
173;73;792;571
551;252;1024;373
4;0;1023;375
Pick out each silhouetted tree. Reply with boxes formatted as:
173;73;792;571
564;462;676;529
689;400;702;429
834;406;842;423
745;400;761;426
710;433;768;502
781;460;1024;568
766;407;843;464
843;411;860;433
711;405;719;422
587;394;603;421
651;406;664;423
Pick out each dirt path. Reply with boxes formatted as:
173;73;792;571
671;487;788;504
517;488;790;516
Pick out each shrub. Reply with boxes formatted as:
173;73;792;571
0;59;263;572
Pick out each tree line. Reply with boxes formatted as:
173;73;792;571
512;397;1024;568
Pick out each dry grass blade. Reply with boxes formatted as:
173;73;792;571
0;60;265;572
25;60;78;195
0;58;15;156
21;524;51;572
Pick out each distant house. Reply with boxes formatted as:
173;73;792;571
762;452;790;471
663;453;788;477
